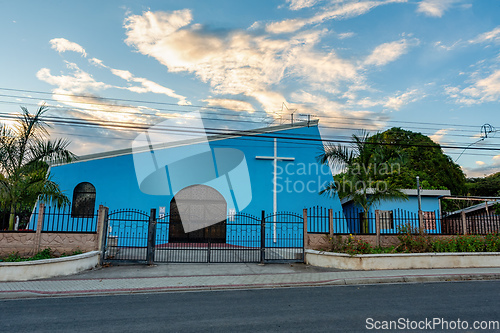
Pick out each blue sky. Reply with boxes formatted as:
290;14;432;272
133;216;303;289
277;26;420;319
0;0;499;178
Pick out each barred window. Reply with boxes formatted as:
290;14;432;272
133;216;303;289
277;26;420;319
71;182;96;217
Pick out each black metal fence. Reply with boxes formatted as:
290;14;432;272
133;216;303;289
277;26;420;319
41;205;98;232
0;204;99;233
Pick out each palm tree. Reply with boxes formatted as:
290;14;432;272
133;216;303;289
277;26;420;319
319;131;408;233
0;105;75;230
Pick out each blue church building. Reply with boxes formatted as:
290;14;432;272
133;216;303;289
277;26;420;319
44;118;343;247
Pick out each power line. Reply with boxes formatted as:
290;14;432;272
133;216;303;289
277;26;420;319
0;112;499;152
0;87;490;131
0;99;497;142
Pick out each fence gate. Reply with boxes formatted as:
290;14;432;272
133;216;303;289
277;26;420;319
264;212;304;262
102;209;304;264
103;209;152;262
154;212;263;263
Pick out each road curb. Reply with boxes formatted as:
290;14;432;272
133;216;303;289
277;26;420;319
1;272;500;299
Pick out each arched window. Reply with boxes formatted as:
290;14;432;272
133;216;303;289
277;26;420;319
71;182;96;217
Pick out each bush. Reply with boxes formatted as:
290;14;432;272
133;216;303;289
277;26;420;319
330;234;374;255
396;223;433;253
327;229;500;255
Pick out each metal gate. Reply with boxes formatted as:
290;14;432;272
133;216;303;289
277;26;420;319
264;212;304;262
154;212;262;263
103;209;304;264
102;209;152;262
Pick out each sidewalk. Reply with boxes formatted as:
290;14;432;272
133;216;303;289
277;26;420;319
1;263;500;299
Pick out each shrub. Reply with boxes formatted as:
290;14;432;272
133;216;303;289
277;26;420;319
396;223;432;253
329;234;374;255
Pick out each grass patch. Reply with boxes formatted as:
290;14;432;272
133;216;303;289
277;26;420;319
0;248;83;262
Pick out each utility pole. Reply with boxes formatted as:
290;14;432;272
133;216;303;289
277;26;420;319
417;176;422;232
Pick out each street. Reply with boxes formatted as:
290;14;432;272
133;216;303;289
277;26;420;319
1;280;499;332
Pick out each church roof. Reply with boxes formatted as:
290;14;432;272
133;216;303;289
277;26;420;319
57;119;319;165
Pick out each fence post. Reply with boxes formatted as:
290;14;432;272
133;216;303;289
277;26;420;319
328;209;334;237
97;206;109;266
33;203;45;255
303;208;308;250
147;209;157;265
260;211;265;264
375;210;380;247
461;210;467;235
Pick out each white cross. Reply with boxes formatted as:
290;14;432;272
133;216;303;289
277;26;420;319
256;138;295;242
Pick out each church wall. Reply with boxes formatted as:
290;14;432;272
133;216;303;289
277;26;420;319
51;124;341;216
48;124;346;244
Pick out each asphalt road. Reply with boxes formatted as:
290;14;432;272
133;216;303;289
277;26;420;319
1;281;499;332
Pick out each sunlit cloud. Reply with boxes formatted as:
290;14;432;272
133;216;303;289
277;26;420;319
203;98;255;113
285;0;321;11
124;10;362;113
350;88;424;111
37;62;110;94
50;38;87;57
337;32;355;39
446;70;500;105
416;0;462;18
267;0;406;34
429;128;453;144
383;89;423;110
469;26;500;45
364;38;415;67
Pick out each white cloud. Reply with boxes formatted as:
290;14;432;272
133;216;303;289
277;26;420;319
429;128;452;144
416;0;461;18
448;70;500;105
364;39;412;67
203;98;255;112
469;26;500;44
350;88;424;111
89;58;105;67
50;38;87;57
37;62;110;94
267;0;407;34
124;10;361;112
286;0;320;11
463;156;500;177
384;89;423;110
47;42;191;106
337;32;355;39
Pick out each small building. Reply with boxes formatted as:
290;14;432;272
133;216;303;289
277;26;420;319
341;189;451;234
442;199;500;234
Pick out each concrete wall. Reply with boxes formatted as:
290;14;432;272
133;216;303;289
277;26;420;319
305;249;500;270
0;251;100;281
0;232;36;257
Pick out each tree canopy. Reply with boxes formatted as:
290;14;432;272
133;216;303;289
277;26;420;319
366;127;467;195
319;130;408;225
466;172;500;197
0;105;75;229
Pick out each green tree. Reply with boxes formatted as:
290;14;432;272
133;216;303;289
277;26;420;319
366;127;467;195
319;131;408;232
466;172;500;197
0;105;74;230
